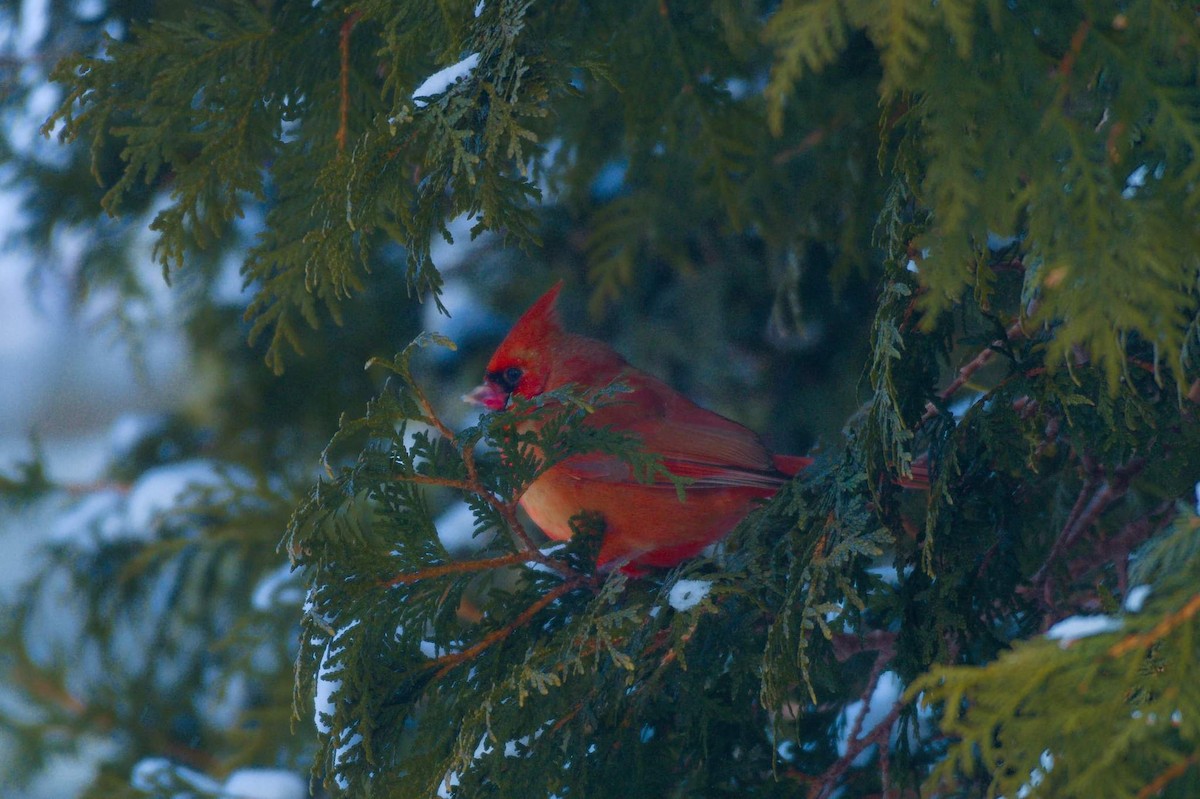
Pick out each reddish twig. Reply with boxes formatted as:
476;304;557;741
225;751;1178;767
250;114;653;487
815;702;904;799
1110;591;1200;658
337;10;363;153
1065;500;1175;592
1136;753;1199;799
428;579;580;679
921;320;1025;424
831;630;897;663
773;115;845;165
393;473;476;493
383;553;528;586
1056;19;1093;81
811;641;900;799
1028;456;1146;608
62;480;133;496
406;372;572;579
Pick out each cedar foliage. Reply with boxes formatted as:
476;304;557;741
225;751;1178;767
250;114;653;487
2;1;1200;797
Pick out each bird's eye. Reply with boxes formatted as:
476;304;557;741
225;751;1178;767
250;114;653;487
502;366;523;389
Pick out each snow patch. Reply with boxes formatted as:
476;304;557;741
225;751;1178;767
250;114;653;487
986;231;1020;251
1124;584;1151;613
413;53;480;106
837;671;903;764
314;620;361;734
668;579;711;611
1045;615;1122;644
17;0;50;57
130;757;221;795
126;460;244;532
1122;164;1149;199
252;561;304;611
436;500;492;555
223;769;307;799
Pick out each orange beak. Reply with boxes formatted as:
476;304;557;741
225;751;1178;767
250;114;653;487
463;380;509;410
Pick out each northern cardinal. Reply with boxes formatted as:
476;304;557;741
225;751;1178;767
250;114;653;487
466;283;811;571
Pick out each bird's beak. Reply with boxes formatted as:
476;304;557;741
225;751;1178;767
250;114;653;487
463;381;509;410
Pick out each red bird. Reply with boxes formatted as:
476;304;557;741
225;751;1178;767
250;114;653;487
466;283;811;571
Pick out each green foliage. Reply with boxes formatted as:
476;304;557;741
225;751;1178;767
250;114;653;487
914;512;1200;799
0;457;311;795
288;338;918;796
4;0;1200;797
767;0;1200;387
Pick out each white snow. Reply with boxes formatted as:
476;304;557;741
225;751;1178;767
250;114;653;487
332;730;361;790
74;0;104;20
419;639;449;659
668;579;711;611
125;460;243;532
251;561;305;611
130;757;222;795
106;412;163;456
412;53;480;107
1045;615;1122;644
49;490;125;543
17;0;49;57
435;500;490;554
223;768;307;799
314;620;360;734
837;671;903;764
1124;584;1151;613
1122;164;1149;199
986;231;1020;251
948;394;981;419
1011;749;1055;798
313;653;339;734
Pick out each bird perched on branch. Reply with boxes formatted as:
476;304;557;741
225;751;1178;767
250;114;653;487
465;283;811;572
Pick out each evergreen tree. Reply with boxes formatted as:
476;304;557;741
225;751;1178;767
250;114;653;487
2;1;1199;797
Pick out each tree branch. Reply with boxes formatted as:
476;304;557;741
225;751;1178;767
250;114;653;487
405;372;574;579
812;642;900;799
337;10;362;153
428;579;582;680
921;319;1025;424
1136;752;1199;799
1028;456;1146;609
1109;590;1200;658
383;553;528;586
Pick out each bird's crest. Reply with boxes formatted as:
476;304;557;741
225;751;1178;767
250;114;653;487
505;281;564;346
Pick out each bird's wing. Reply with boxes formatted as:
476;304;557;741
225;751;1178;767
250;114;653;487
556;371;799;491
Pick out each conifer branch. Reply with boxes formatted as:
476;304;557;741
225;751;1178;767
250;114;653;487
1029;456;1147;609
831;630;897;662
392;473;476;493
337;10;362;153
383;553;528;586
1135;752;1200;799
428;579;583;680
405;368;573;578
812;638;899;798
921;319;1025;424
1065;500;1175;592
1108;590;1200;658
